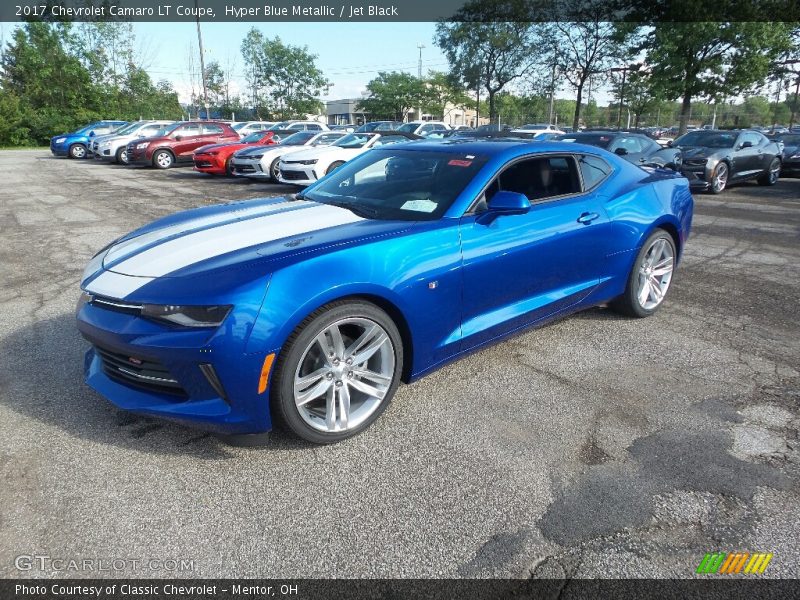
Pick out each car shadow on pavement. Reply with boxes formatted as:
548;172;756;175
0;313;314;458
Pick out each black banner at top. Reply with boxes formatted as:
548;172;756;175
2;0;800;22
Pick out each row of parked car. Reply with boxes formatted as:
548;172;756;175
50;118;800;194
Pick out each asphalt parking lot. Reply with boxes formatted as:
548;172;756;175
0;149;798;579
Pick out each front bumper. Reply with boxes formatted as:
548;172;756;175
50;140;70;156
277;164;319;186
126;144;153;165
782;158;800;175
230;158;270;179
77;296;275;435
193;154;226;174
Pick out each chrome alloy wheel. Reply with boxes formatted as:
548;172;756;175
293;318;395;433
155;151;173;168
768;158;780;184
636;237;674;310
712;162;728;192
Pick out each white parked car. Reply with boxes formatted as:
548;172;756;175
232;121;275;138
511;123;564;135
277;131;419;186
230;131;346;181
396;121;452;137
268;120;330;132
93;120;176;164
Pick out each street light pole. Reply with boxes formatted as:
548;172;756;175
417;43;425;122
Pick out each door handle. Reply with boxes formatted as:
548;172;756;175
577;212;599;224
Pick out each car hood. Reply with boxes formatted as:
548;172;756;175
676;145;731;159
285;146;361;161
783;143;799;156
89;197;412;282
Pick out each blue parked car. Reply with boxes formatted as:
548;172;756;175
77;140;693;444
50;120;127;158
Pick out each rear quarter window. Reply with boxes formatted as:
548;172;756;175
578;155;612;191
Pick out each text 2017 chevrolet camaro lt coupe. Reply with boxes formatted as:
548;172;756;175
77;140;693;444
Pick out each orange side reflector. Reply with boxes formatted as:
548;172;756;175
258;353;275;394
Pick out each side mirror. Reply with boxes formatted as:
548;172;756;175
666;139;674;147
89;131;96;137
174;135;183;141
487;191;531;215
614;147;628;156
740;141;753;149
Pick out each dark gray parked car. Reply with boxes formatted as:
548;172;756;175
769;133;800;177
674;130;782;193
553;131;683;170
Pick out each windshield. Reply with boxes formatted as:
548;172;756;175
303;149;488;221
397;123;419;133
233;123;248;131
675;131;737;148
333;133;374;148
775;134;800;145
520;124;550;130
242;131;268;143
554;134;613;148
269;121;292;130
114;122;140;135
280;131;316;145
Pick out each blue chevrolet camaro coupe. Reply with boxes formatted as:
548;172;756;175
77;140;693;444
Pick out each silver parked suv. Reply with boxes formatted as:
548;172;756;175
93;120;176;164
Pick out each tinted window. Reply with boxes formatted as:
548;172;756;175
487;156;581;203
372;135;409;147
397;123;419;133
674;131;737;148
579;155;612;190
556;133;614;148
614;136;646;153
177;123;202;136
741;132;762;146
313;133;344;145
141;124;163;135
203;124;224;135
306;123;323;131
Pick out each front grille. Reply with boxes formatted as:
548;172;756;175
194;160;213;168
280;169;307;181
233;164;255;173
90;295;143;316
684;159;707;167
95;345;187;398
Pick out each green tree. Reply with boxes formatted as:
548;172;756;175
435;2;540;123
421;71;472;120
240;29;327;119
630;22;794;135
357;71;427;121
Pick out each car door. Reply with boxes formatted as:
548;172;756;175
200;123;229;146
458;154;611;349
171;122;203;158
731;132;762;178
610;136;647;164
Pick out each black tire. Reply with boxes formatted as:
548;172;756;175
152;149;174;169
271;300;403;444
269;157;281;182
757;157;780;186
326;160;345;175
115;146;128;165
709;161;728;194
68;143;87;159
610;229;677;318
225;157;234;177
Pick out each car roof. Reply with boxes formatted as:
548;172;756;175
393;138;618;160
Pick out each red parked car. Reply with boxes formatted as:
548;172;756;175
126;121;239;169
193;130;278;176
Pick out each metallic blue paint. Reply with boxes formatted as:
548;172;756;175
50;121;127;157
77;141;693;435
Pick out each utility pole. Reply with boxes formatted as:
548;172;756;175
416;43;425;122
548;58;557;125
195;0;209;120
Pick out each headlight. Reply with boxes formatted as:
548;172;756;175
140;304;232;328
297;159;318;165
136;142;149;149
791;153;800;159
55;137;66;143
248;154;264;160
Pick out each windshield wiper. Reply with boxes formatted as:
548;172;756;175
324;199;378;219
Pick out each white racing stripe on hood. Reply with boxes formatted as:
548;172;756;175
108;203;364;278
104;199;304;266
84;270;155;298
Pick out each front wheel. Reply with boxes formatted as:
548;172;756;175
68;144;87;159
611;229;677;318
115;146;128;165
152;150;174;169
709;161;728;194
271;301;403;444
326;161;345;175
269;157;281;182
757;157;780;186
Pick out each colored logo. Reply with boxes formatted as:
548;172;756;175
696;552;773;575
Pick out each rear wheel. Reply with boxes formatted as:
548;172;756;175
326;161;345;175
611;229;676;318
271;301;403;444
152;150;174;169
709;161;728;194
68;144;86;159
115;146;128;165
757;157;780;186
